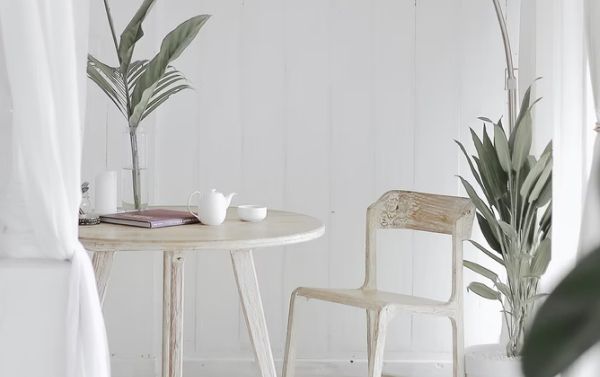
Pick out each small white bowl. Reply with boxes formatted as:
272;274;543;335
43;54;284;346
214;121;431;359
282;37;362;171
237;205;267;222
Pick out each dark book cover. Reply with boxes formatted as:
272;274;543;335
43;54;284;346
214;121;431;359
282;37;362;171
100;209;200;228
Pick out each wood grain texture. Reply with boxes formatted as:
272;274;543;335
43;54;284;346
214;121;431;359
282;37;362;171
162;251;184;377
81;208;324;377
282;289;301;377
367;309;389;377
283;190;475;377
79;208;324;252
90;250;115;306
230;250;277;377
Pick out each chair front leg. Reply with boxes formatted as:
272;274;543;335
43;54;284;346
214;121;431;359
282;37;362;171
368;308;390;377
283;289;301;377
450;316;465;377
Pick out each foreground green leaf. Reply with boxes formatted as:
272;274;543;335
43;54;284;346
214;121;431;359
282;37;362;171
522;247;600;377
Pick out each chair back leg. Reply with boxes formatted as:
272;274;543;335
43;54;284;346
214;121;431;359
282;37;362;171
283;290;301;377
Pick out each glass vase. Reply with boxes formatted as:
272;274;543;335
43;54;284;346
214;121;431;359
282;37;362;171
121;127;148;210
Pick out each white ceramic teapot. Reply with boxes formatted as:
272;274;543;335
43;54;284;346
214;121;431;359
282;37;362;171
188;189;237;225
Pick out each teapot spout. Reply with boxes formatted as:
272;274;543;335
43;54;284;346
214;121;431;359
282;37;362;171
225;192;237;208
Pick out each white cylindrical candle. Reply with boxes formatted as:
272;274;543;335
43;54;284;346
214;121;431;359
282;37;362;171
95;171;117;215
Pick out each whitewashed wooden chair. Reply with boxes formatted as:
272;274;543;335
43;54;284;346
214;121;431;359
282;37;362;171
283;190;475;377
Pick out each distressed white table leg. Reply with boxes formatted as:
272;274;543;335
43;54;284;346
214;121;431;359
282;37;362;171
162;251;184;377
90;250;115;307
230;249;277;377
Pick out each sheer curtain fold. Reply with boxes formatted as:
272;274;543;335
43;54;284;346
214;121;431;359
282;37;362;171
581;0;600;255
0;1;109;376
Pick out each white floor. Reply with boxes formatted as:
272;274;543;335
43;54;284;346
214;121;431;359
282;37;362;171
112;359;452;377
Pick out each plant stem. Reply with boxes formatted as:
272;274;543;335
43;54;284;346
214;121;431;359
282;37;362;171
129;129;142;210
102;0;121;61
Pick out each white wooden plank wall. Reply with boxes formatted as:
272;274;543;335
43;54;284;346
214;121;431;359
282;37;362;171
82;0;511;375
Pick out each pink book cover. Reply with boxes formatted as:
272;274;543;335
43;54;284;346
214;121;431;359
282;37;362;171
99;209;200;228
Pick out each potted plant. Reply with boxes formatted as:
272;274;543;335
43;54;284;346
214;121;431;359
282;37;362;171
87;0;210;209
456;85;552;377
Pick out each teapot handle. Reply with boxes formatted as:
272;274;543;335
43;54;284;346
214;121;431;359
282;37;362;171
187;191;202;221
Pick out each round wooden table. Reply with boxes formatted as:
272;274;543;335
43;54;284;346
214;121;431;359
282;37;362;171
79;207;324;377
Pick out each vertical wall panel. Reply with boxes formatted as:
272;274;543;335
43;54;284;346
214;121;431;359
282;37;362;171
328;0;375;358
412;0;461;354
190;0;244;357
281;0;332;359
238;0;287;356
373;0;416;354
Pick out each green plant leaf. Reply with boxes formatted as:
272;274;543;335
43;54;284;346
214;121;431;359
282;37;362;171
529;162;552;203
468;240;504;265
118;0;156;70
496;281;511;302
130;14;210;126
478;116;494;124
87;56;127;117
471;128;505;201
530;238;551;277
512;86;532;146
88;55;126;94
494;123;511;173
522;247;600;377
524;293;549;304
539;204;552;234
480;126;508;199
511;110;532;171
498;220;518;241
152;71;187;95
137;67;191;121
455;140;490;201
476;213;502;254
457;176;499;237
141;84;191;121
127;59;150;86
510;80;540;149
464;260;499;282
535;178;552;208
467;282;501;301
520;152;551;199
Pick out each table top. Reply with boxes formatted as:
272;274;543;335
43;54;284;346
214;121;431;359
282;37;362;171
79;207;325;252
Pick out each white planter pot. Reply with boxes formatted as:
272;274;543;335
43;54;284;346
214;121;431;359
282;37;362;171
465;344;523;377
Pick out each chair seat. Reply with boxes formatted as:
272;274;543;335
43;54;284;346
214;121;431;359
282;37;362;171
295;287;456;315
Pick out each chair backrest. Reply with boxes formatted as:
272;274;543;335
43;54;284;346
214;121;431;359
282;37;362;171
363;190;475;301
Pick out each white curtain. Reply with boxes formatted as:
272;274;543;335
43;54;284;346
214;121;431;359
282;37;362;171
566;1;600;376
0;1;110;377
581;0;600;256
518;0;599;375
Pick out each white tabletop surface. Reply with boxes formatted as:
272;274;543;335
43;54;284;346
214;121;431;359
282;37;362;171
79;207;325;252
